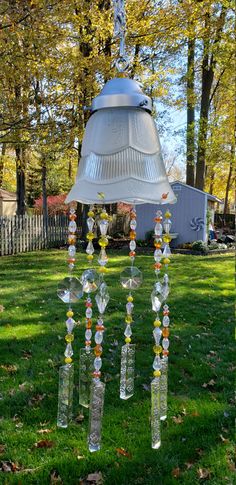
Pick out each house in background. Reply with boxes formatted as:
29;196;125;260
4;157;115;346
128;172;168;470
0;189;17;216
136;181;222;247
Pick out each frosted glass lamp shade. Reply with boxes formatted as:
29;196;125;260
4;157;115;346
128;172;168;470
66;79;176;205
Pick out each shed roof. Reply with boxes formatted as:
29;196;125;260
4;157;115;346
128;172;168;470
0;189;17;201
171;181;222;203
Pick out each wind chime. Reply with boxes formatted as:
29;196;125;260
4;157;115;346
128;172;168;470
57;0;176;451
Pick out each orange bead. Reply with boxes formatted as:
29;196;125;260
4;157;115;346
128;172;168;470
86;319;92;328
68;236;76;244
154;243;162;249
162;350;169;356
86;301;92;307
69;214;77;220
85;340;91;346
154;217;162;222
130;212;136;219
162;328;170;337
96;325;104;331
129;251;136;257
130;231;136;240
94;345;102;356
154;262;162;269
163;310;169;316
67;258;75;263
93;371;101;378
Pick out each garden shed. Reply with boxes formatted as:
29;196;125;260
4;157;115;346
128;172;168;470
0;189;17;216
136;181;221;247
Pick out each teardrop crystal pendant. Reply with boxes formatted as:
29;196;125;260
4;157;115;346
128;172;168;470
151;282;164;312
160;356;168;421
151;376;161;449
79;348;94;408
57;364;74;428
95;283;110;314
88;379;106;452
57;277;83;303
120;343;135;400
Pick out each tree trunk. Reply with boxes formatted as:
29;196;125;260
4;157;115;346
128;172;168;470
16;146;26;215
186;37;195;186
0;144;6;187
42;158;48;235
223;159;233;222
195;8;226;190
209;170;215;194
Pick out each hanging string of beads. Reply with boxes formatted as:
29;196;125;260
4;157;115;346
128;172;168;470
57;207;83;428
160;210;172;421
120;206;142;400
88;207;110;452
150;209;164;449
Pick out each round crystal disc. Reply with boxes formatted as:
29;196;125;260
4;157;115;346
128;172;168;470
120;266;143;290
57;277;83;303
80;269;100;293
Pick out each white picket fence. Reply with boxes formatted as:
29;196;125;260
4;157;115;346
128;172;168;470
0;215;69;256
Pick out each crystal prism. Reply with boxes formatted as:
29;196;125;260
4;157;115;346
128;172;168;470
99;219;109;236
120;267;143;290
163;219;172;234
88;379;105;452
95;285;110;314
80;269;100;293
163;315;170;327
153;327;162;344
162;338;169;350
153;355;162;371
86;241;95;255
154;249;162;262
64;343;73;358
94;357;102;371
66;317;75;333
57;277;83;303
98;248;108;266
68;245;76;257
151;282;164;312
87;217;95;231
130;219;137;230
79;348;94;408
57;364;74;428
160;356;168;420
151;377;161;449
95;331;104;344
163;244;171;258
69;221;77;233
124;324;132;337
129;240;136;251
120;343;135;400
126;301;134;314
154;223;163;236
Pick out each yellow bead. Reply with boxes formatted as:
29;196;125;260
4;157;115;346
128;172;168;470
65;357;72;364
154;320;161;327
100;212;108;220
154;370;161;377
65;334;74;343
86;232;95;241
87;254;94;261
163;258;170;265
163;235;172;243
99;266;107;273
165;211;171;218
125;337;131;344
66;310;74;318
153;345;162;354
88;211;94;217
125;315;133;324
98;236;108;247
127;296;133;302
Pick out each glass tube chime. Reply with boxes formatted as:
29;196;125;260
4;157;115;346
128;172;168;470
151;208;172;449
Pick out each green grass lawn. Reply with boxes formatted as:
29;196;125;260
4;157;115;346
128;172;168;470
0;250;235;485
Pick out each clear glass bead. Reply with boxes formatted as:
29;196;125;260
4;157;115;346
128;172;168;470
163;304;169;311
163;316;170;327
66;318;75;333
163;219;172;234
99;219;109;236
69;221;77;233
154;223;163;236
124;324;132;338
154;249;162;262
98;248;108;266
129;240;136;251
130;219;137;230
95;331;103;344
68;263;74;271
70;208;76;214
126;302;134;314
57;277;83;303
153;327;162;344
162;338;170;350
68;245;76;257
94;357;102;371
85;329;92;340
87;217;95;232
120;266;143;290
151;282;164;312
153;355;162;371
80;269;100;293
86;241;94;255
95;290;110;314
156;210;162;218
163;244;171;258
86;307;92;318
64;343;73;357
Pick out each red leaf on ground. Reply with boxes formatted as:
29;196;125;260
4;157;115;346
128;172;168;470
197;468;211;479
171;467;181;478
33;440;54;449
116;447;132;458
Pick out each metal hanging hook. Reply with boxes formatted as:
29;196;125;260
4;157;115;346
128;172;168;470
113;0;130;72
